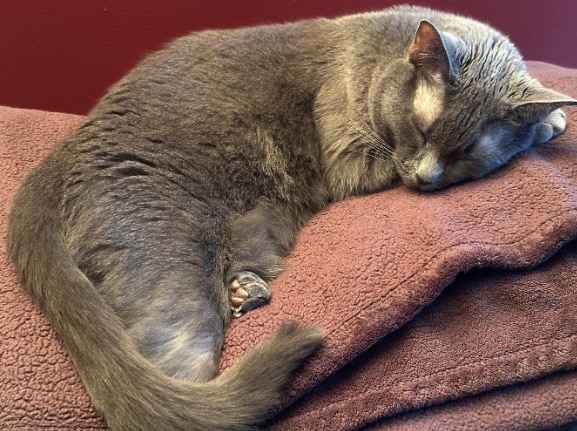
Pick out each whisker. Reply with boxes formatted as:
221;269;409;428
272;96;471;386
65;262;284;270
359;123;393;157
346;137;392;163
347;119;394;160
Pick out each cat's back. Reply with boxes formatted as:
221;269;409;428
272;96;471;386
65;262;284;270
95;21;330;118
64;19;336;164
47;19;341;217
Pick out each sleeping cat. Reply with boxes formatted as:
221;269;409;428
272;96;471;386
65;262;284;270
7;5;576;431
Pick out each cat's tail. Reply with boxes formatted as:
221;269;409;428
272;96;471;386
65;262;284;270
7;165;323;431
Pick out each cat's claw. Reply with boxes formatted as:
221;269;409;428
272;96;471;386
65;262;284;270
229;271;271;318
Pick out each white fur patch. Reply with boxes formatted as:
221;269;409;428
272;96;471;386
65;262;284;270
413;78;444;130
416;151;444;184
545;108;567;136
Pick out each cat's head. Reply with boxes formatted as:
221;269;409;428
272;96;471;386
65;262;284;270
372;19;577;191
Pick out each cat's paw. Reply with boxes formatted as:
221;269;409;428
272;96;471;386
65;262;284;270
534;108;567;144
229;271;271;318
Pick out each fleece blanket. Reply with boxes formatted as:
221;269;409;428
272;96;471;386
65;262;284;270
1;61;577;430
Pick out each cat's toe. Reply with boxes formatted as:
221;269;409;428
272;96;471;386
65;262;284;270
548;108;567;136
533;109;567;145
546;109;566;135
229;271;271;318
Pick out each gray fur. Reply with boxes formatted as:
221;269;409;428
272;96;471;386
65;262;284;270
7;6;576;430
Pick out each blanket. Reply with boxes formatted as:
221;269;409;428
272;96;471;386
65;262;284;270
1;61;577;430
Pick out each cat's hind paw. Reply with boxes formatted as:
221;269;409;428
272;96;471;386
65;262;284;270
229;271;271;318
534;108;567;144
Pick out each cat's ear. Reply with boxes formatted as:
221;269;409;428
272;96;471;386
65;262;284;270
512;86;577;122
408;20;453;81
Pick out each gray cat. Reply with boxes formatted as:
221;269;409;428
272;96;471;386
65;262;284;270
7;5;576;431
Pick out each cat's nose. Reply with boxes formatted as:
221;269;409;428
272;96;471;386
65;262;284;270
414;170;443;190
414;153;443;188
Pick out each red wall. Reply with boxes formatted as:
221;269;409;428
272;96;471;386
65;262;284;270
2;0;576;115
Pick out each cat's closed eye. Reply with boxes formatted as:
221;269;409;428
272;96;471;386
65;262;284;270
461;141;478;155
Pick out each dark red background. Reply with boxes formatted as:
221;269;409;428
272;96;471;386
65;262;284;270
2;0;576;115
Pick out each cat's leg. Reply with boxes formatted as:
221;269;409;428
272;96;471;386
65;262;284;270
534;108;567;144
85;241;229;382
70;180;232;383
227;201;299;317
127;276;225;381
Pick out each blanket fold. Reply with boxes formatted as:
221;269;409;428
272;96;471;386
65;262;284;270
269;240;577;430
1;61;577;430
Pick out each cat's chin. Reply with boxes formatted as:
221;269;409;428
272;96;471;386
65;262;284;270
416;184;438;192
401;177;441;192
404;178;448;193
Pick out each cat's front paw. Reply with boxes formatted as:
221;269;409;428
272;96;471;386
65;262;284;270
534;108;567;144
229;271;271;318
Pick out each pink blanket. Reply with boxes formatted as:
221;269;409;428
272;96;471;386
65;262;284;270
1;61;577;430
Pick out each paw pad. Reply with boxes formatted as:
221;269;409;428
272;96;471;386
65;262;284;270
229;271;271;318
